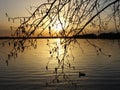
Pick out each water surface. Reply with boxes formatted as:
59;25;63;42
0;39;120;90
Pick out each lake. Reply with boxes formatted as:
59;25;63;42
0;39;120;90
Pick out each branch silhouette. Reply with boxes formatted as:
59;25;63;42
1;0;120;86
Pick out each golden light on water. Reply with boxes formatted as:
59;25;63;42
56;38;63;56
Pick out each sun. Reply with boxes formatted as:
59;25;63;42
52;20;64;32
51;18;68;32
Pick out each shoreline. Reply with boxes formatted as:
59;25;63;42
0;32;120;39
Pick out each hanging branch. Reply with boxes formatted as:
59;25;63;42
2;0;120;85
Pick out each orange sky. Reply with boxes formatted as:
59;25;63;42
0;0;45;36
0;0;119;36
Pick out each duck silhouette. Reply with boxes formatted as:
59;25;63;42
79;72;86;77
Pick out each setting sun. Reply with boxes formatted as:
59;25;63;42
52;20;65;32
51;17;68;33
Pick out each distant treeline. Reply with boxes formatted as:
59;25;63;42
0;32;120;39
73;32;120;39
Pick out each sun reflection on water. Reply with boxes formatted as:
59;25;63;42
1;39;120;89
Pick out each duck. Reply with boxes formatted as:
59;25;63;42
79;72;86;77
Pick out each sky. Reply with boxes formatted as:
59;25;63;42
0;0;119;36
0;0;45;36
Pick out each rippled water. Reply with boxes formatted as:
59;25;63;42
0;39;120;90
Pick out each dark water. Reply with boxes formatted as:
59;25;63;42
0;39;120;90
